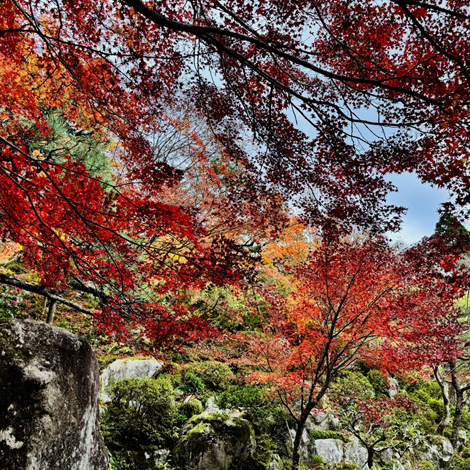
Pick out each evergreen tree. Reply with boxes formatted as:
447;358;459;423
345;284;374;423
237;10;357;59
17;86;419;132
30;110;114;187
434;213;470;252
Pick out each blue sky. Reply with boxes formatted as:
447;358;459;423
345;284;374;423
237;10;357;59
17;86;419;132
386;173;451;245
285;104;457;246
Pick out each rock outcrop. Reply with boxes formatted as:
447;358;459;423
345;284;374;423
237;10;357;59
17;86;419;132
173;410;256;470
0;319;108;470
344;437;369;468
99;357;163;402
388;377;399;398
296;414;369;468
312;438;344;465
309;410;340;431
413;435;454;468
304;436;369;468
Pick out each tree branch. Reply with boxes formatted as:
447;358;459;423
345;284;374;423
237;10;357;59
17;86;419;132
0;273;93;316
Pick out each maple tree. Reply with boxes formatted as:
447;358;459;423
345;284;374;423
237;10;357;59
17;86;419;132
2;0;470;345
3;0;470;233
222;234;463;470
259;218;314;292
337;395;420;468
154;107;287;250
412;217;470;448
0;100;281;344
0;18;285;344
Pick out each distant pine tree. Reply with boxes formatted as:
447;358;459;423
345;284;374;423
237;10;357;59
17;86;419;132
29;110;114;188
434;213;470;252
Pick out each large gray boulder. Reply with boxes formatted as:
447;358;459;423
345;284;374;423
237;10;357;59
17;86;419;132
99;357;163;402
173;410;256;470
312;439;344;465
344;437;369;468
0;319;108;470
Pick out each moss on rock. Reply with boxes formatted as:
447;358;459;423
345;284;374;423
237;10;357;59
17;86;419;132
310;430;348;443
0;319;108;470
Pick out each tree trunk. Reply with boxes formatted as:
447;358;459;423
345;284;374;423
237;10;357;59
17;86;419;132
367;447;375;469
291;412;309;470
450;360;464;449
434;366;451;435
449;382;457;407
46;299;57;325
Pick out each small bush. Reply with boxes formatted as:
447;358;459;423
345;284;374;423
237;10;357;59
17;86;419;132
251;433;278;468
412;411;437;435
405;376;442;402
101;376;177;469
335;370;375;400
178;372;205;394
367;370;389;398
183;361;234;390
0;285;23;319
420;461;434;470
427;398;445;424
216;384;264;410
355;359;372;376
462;409;470;433
454;459;470;470
309;454;325;469
177;396;203;421
421;381;443;400
460;443;470;459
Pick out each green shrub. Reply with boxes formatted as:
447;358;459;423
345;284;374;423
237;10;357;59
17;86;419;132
412;410;437;435
177;397;203;421
216;384;264;410
178;372;205;394
405;377;442;402
443;426;453;440
0;285;23;319
421;381;443;400
171;352;186;363
355;359;372;376
413;389;432;404
396;391;444;432
374;463;393;470
310;430;348;443
2;260;26;274
420;461;434;470
160;364;184;388
101;376;177;469
108;451;119;470
251;433;278;468
335;370;375;400
243;401;291;460
462;409;470;433
427;398;445;424
367;370;389;398
454;459;470;470
311;454;325;469
183;361;234;390
460;443;470;460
